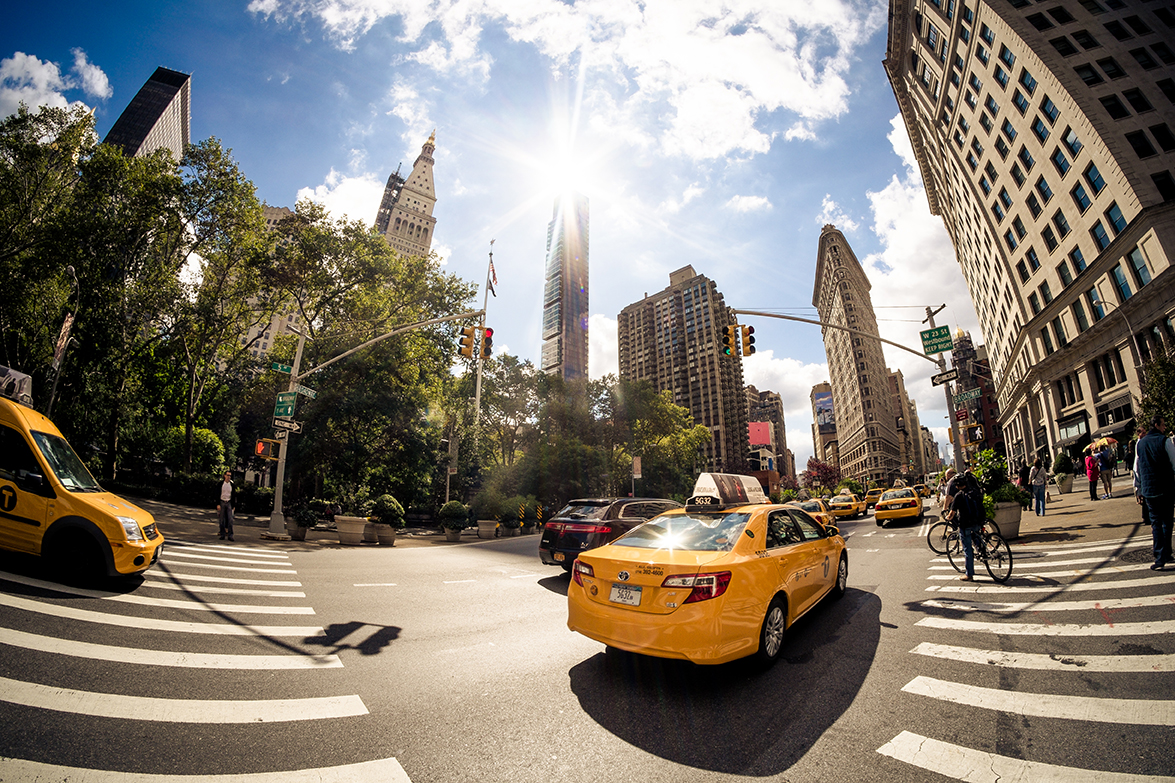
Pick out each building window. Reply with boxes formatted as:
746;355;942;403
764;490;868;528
1126;247;1152;287
1019;147;1036;171
1097;57;1126;79
1019;69;1038;94
1050;148;1071;175
1071;183;1091;212
1073;300;1090;332
980;113;994;133
1041;327;1055;354
1013;216;1027;239
1026;246;1041;271
1036;176;1053;202
1011;164;1026;186
1031;117;1050;143
1041;280;1054;303
1087;287;1105;320
966;151;979;170
1111;265;1133;301
1122;88;1153;113
999;44;1016;68
1027;13;1054;31
1000;119;1017;143
975;43;988;64
1005;230;1018;251
965;91;978;109
1104;20;1132;40
1131;47;1158;70
1100;95;1131;119
992;202;1006;222
1073;29;1101;48
1026;192;1042;217
1043;225;1059;251
1017;260;1031;282
994;66;1009;89
980;22;995;43
1052;36;1079;56
984;95;1000;116
1125;130;1158;158
1084;163;1105;194
1062;128;1083;158
1070;247;1087;272
995;137;1010;158
1091;220;1111;250
1053;209;1071;237
979;175;992;195
998;187;1013;209
1058;261;1074;288
1105;202;1126;233
1053;316;1069;347
1151;124;1175;152
1030;292;1042;314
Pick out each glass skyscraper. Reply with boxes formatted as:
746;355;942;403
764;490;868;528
541;192;590;381
104;67;191;161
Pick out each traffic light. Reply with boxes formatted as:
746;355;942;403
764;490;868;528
722;325;740;356
741;325;756;356
255;439;280;460
458;326;475;358
481;327;493;358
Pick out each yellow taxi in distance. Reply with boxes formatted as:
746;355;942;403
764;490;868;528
828;493;866;519
864;487;884;509
567;473;848;666
874;487;924;527
913;484;930;498
785;498;834;527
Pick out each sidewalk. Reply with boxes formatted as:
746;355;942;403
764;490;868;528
1011;471;1150;547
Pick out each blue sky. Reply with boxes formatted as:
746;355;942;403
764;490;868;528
3;0;981;471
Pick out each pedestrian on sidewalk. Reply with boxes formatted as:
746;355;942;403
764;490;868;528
1029;457;1048;515
217;471;235;541
1085;448;1101;501
1018;460;1030;489
1099;445;1115;498
1133;415;1175;571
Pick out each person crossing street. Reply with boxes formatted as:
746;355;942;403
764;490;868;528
1133;415;1175;571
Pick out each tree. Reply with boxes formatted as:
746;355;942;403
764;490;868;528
801;457;841;491
1138;346;1175;438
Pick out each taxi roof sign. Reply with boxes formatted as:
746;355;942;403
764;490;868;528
687;473;768;510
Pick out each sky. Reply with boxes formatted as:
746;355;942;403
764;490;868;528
3;0;983;473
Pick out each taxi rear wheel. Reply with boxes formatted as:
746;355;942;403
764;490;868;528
754;596;788;666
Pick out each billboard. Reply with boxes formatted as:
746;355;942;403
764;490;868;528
748;421;772;447
814;390;836;434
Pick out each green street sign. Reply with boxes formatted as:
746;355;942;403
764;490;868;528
274;391;297;418
295;384;317;399
920;325;953;355
272;362;293;374
954;388;982;405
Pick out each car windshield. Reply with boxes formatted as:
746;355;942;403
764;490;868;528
882;489;916;500
556;503;610;520
798;501;823;513
832;495;854;502
30;431;102;492
614;511;750;552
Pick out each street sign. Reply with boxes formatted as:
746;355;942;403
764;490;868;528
931;368;959;386
955;409;969;421
274;430;288;439
274;391;297;417
447;466;457;475
920;325;954;355
954;388;982;405
273;418;302;433
295;384;317;399
272;362;293;374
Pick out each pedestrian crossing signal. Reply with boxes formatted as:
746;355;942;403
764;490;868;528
255;439;280;460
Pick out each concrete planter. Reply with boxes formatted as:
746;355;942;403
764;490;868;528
285;519;308;541
362;522;379;543
444;528;463;542
375;526;398;546
336;515;367;546
1055;475;1074;494
477;519;499;539
993;502;1022;540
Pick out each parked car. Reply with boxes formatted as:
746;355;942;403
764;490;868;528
567;473;847;666
828;492;866;519
540;497;682;571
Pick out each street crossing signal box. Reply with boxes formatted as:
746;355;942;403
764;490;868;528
255;439;281;460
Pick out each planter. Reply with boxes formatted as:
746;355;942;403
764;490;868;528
363;522;379;543
286;521;308;541
522;525;537;535
336;515;367;546
993;502;1022;540
504;526;521;537
375;525;398;546
444;528;463;542
477;519;499;539
1056;475;1074;494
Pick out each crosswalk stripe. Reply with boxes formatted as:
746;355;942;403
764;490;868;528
163;539;292;555
929;554;1122;570
0;757;412;782
877;730;1174;782
0;571;313;615
167;543;291;560
0;675;367;723
159;560;297;575
1011;534;1153;552
166;551;296;566
931;538;1152;564
927;573;1175;593
0;592;322;636
145;570;301;587
910;642;1175;672
901;675;1175;725
922;593;1175;613
916;615;1175;636
926;562;1155;580
139;581;305;598
0;626;341;669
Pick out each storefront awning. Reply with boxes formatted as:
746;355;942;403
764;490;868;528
1093;418;1135;439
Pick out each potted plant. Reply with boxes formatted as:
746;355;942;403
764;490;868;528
472;490;503;539
335;493;371;546
990;483;1029;540
521;496;540;534
371;494;405;546
1052;452;1076;494
286;504;317;541
503;495;527;536
438;500;468;542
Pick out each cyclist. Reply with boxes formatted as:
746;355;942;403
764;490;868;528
944;466;984;581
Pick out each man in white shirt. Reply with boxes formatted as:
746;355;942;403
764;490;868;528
217;471;235;541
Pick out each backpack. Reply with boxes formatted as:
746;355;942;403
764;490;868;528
951;473;984;527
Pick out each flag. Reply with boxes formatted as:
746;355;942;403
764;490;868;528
487;277;496;297
488;256;498;297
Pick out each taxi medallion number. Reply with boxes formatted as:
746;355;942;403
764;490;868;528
610;583;642;606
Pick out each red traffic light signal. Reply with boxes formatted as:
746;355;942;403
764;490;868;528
481;327;493;358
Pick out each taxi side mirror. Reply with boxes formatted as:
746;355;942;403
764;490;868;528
826;526;840;538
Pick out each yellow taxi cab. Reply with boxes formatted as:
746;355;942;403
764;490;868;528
827;492;866;519
874;487;924;527
567;473;848;666
864;487;884;510
785;498;833;527
0;366;164;578
913;483;930;498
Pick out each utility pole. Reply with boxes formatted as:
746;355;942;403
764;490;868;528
264;327;306;540
925;305;964;472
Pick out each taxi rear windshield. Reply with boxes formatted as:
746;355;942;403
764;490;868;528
614;512;749;552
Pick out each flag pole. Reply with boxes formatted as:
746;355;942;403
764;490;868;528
473;240;493;444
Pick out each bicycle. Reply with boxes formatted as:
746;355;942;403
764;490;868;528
945;523;1013;583
927;515;1000;555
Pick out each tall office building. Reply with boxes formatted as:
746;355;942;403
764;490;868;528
104;66;191;161
810;381;839;466
747;385;794;479
885;0;1175;466
618;265;749;472
541;192;590;381
813;225;903;483
375;132;437;259
888;368;928;479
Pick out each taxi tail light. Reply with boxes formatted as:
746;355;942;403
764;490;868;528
572;560;594;586
662;572;732;603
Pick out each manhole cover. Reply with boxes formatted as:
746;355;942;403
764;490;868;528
1120;548;1155;564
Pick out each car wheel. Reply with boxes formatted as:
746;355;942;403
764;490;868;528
832;555;848;599
561;560;574;573
754;596;788;667
875;518;883;527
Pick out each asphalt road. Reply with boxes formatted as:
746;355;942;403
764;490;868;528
0;496;1171;782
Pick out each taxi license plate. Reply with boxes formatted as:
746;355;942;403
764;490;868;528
554;552;565;562
609;583;642;606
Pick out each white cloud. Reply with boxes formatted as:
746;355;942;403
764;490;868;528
742;350;830;470
251;0;888;161
70;48;111;100
432;241;452;265
817;194;859;232
296;169;385;224
589;313;618;380
0;50;111;118
657;182;704;214
386;80;434;141
726;194;772;213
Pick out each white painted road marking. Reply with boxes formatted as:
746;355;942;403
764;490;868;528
910;641;1175;672
0;626;341;669
167;543;293;560
916;615;1175;636
166;551;298;567
0;758;413;782
354;583;399;587
926;562;1155;579
922;594;1175;613
140;581;306;598
160;560;298;575
146;571;302;587
877;731;1173;782
0;675;367;723
927;573;1175;593
164;539;292;555
901;675;1175;725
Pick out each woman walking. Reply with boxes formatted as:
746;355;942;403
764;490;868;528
1029;457;1049;515
1085;448;1101;501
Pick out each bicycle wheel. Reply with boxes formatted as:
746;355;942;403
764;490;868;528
984;519;1001;539
983;533;1013;583
945;532;965;573
927;522;952;555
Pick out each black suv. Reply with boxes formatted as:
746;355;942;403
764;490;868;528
539;497;682;571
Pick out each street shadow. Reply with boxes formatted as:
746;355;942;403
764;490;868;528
538;573;570;596
568;588;881;775
303;621;402;655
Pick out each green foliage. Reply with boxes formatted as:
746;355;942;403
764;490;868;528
991;482;1031;508
160;426;225;475
371;494;405;527
837;478;864;496
1052;451;1075;475
801;457;841;490
290;504;318;527
235;483;273;515
971;449;1010;494
779;489;797;502
438;500;468;530
470;488;505;521
1138;348;1175;437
